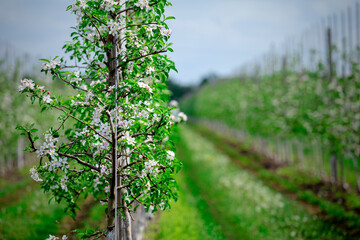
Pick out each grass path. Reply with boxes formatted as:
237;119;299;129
147;126;349;240
0;168;107;240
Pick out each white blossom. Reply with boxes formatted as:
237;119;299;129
105;185;110;193
159;26;172;36
42;60;60;70
145;66;155;75
166;150;175;161
43;94;53;104
60;176;69;192
70;71;82;84
178;112;188;121
135;0;151;11
36;133;58;158
138;81;153;93
123;132;136;145
30;167;43;182
48;157;69;173
141;159;159;177
45;234;59;240
19;78;35;91
101;0;119;12
169;100;178;107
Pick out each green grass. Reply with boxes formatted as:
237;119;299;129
146;171;226;240
174;126;348;240
192;123;360;237
0;167;107;240
0;187;68;240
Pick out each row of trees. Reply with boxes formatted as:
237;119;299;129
181;28;360;192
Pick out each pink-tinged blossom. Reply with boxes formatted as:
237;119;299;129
19;78;35;91
160;26;172;36
37;85;45;91
43;95;53;104
159;201;166;210
101;164;111;175
62;236;68;240
135;0;151;11
127;62;134;72
104;185;110;193
42;60;60;70
93;176;102;191
30;167;43;182
138;81;153;93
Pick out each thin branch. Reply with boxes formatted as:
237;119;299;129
26;131;37;152
52;105;111;143
126;50;166;63
58;152;100;172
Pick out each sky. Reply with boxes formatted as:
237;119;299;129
0;0;358;85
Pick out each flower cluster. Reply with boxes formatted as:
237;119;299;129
140;159;159;177
47;157;69;173
108;19;125;37
101;0;118;12
42;60;60;71
138;81;153;93
45;235;67;240
18;78;35;91
135;0;151;11
30;167;43;182
166;150;175;160
160;26;172;36
43;93;53;104
70;71;82;84
36;134;58;158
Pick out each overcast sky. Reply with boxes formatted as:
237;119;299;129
0;0;358;85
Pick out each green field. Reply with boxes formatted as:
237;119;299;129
146;126;351;239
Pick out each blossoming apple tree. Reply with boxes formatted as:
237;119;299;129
17;0;185;239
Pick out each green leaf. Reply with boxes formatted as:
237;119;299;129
165;16;176;20
15;125;26;131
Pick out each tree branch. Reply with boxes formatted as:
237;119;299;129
58;152;100;172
